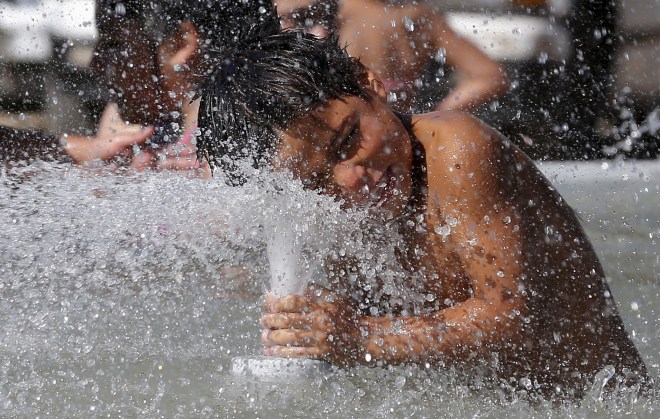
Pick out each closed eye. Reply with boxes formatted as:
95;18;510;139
337;126;360;161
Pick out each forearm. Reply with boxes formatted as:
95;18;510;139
436;75;508;112
356;298;520;366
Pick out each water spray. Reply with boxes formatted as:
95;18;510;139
231;183;331;380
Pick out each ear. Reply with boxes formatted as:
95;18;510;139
160;21;200;69
364;68;387;100
355;60;386;100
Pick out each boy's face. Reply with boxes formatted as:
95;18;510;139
276;93;413;216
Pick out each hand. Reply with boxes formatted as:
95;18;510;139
65;103;153;164
260;285;362;366
154;140;211;179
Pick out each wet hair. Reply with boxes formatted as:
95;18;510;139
93;1;278;128
196;3;366;184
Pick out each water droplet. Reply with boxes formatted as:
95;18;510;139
403;16;414;32
434;224;451;239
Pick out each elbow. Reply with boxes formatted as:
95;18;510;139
490;66;510;99
491;296;528;350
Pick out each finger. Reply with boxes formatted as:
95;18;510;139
158;157;200;171
130;151;155;171
263;293;277;310
112;126;154;149
260;313;312;330
278;294;317;312
261;328;326;347
198;163;212;179
264;345;325;359
264;294;314;313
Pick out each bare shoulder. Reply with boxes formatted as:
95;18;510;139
411;111;501;164
409;110;516;210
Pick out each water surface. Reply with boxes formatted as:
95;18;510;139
0;160;658;417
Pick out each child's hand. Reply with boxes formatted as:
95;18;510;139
260;285;362;366
155;141;211;179
65;103;153;164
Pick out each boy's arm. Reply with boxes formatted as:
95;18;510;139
262;113;529;366
428;12;509;112
353;113;527;365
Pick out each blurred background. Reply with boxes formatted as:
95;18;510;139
0;0;658;159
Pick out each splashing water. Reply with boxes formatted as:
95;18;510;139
0;161;658;417
262;176;320;297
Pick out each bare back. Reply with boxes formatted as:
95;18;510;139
409;111;649;396
339;1;507;112
339;1;437;82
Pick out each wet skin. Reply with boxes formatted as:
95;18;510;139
275;0;508;112
260;89;648;397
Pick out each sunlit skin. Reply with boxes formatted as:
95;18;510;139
275;0;509;112
260;77;648;396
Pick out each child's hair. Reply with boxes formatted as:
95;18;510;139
94;0;267;122
196;2;366;184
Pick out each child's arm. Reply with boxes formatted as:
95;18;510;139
352;113;529;365
427;12;509;112
261;113;529;366
64;103;154;164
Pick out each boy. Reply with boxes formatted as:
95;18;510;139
196;3;648;398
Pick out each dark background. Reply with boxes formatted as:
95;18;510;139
0;0;658;160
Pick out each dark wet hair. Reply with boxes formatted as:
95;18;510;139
196;3;366;184
93;1;278;128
